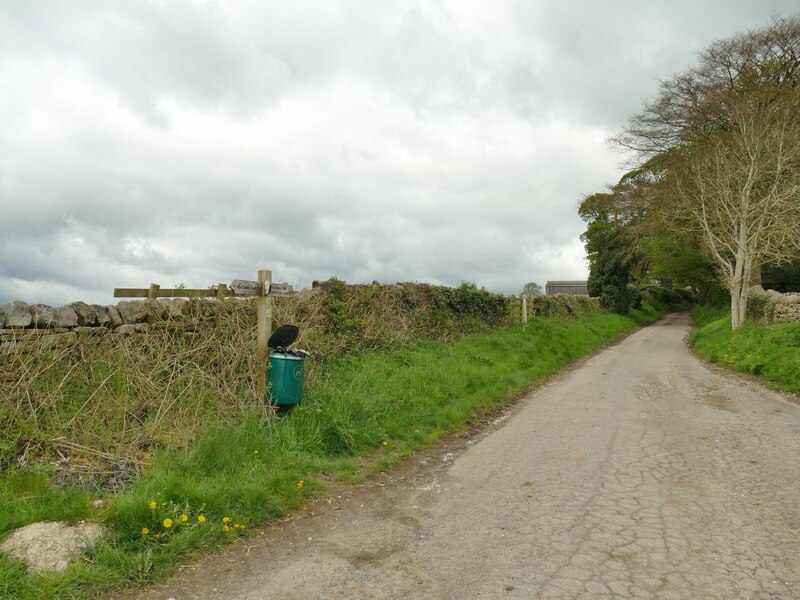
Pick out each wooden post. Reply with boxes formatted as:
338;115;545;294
216;283;227;301
147;283;160;300
522;296;528;324
256;269;272;400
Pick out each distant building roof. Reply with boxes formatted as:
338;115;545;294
546;280;587;286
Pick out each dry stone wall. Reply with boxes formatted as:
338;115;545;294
0;298;214;356
747;286;800;324
773;295;800;323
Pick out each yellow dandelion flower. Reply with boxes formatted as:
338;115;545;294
297;480;304;490
155;533;161;540
198;515;207;523
223;525;231;533
222;516;231;523
163;518;173;528
141;527;149;536
148;501;157;510
180;514;189;523
383;441;389;446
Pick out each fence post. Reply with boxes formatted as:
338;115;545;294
522;296;528;324
256;269;272;400
216;283;227;301
147;283;160;300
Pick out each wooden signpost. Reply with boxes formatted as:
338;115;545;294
256;269;271;401
114;268;296;400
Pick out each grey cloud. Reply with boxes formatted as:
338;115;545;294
1;1;797;306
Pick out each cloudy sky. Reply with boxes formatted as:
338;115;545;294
1;1;797;305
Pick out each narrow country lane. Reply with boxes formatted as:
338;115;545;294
138;314;800;600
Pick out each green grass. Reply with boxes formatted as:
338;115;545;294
690;306;800;391
1;309;666;599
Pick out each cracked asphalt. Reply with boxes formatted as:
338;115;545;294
137;313;800;600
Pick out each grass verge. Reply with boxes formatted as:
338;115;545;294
690;306;800;392
2;309;665;599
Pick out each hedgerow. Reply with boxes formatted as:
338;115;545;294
530;294;602;317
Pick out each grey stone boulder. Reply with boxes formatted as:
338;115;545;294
91;305;112;327
46;332;78;349
3;301;32;328
0;521;105;573
114;324;138;336
159;298;188;319
117;300;149;324
75;326;108;336
144;299;168;323
68;302;97;327
174;298;191;318
53;306;79;328
107;305;124;327
114;323;149;335
30;304;55;328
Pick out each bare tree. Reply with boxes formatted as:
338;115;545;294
615;16;800;159
671;87;800;328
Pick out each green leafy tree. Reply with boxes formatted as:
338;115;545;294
580;193;641;314
522;282;542;298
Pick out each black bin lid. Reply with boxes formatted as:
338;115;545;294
268;324;299;348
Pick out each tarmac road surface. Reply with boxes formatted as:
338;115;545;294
137;313;800;600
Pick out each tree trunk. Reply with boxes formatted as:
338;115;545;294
730;252;754;330
731;291;742;329
751;262;762;287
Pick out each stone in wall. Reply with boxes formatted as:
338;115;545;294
114;324;137;336
53;306;79;328
3;301;32;328
68;302;97;326
117;300;149;324
30;304;55;328
0;332;77;356
752;288;800;324
92;305;112;327
75;327;108;336
774;302;800;323
159;298;188;319
143;299;168;323
45;332;78;349
107;305;124;327
114;323;150;336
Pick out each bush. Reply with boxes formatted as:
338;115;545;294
746;292;776;322
642;285;682;306
318;280;508;355
626;285;643;310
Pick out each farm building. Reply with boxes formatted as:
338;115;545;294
545;280;589;296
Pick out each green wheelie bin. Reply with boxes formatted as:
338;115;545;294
265;324;307;406
267;351;306;405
